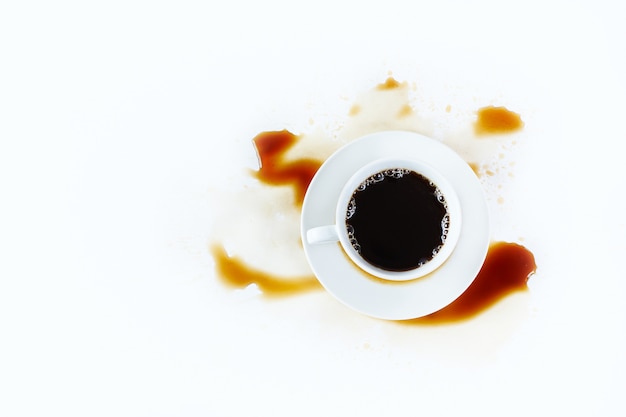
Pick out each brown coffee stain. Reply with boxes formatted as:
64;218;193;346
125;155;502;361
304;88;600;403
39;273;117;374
211;244;321;297
212;239;537;319
475;106;524;135
402;242;536;325
349;104;361;116
211;78;537;323
468;162;480;176
397;104;414;118
252;130;323;207
377;77;403;90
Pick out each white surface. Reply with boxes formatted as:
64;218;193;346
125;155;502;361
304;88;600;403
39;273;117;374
2;1;626;416
301;132;489;318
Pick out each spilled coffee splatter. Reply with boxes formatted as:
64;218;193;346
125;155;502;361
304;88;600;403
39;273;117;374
404;242;536;324
475;106;524;135
211;244;320;297
377;77;404;90
252;130;322;207
210;77;536;321
212;239;536;321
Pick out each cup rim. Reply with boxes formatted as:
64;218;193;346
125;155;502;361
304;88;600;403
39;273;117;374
335;157;462;281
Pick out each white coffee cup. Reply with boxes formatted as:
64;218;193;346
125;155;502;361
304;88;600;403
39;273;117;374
305;157;462;281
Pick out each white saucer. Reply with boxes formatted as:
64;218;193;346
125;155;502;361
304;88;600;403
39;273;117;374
301;131;490;320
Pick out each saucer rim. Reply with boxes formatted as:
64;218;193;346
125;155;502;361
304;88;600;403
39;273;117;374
300;130;490;320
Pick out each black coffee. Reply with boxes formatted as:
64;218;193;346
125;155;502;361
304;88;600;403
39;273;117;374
345;168;449;272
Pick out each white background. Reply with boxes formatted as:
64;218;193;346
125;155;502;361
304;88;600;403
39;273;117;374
1;1;625;416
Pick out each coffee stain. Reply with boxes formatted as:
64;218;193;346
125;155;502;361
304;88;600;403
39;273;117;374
475;106;524;135
210;77;536;322
252;130;323;207
211;244;321;297
468;162;480;176
212;240;537;323
337;77;434;146
397;104;414;118
349;104;361;116
402;242;536;325
377;77;404;90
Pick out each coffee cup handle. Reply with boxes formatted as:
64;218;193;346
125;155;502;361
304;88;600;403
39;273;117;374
306;225;339;244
